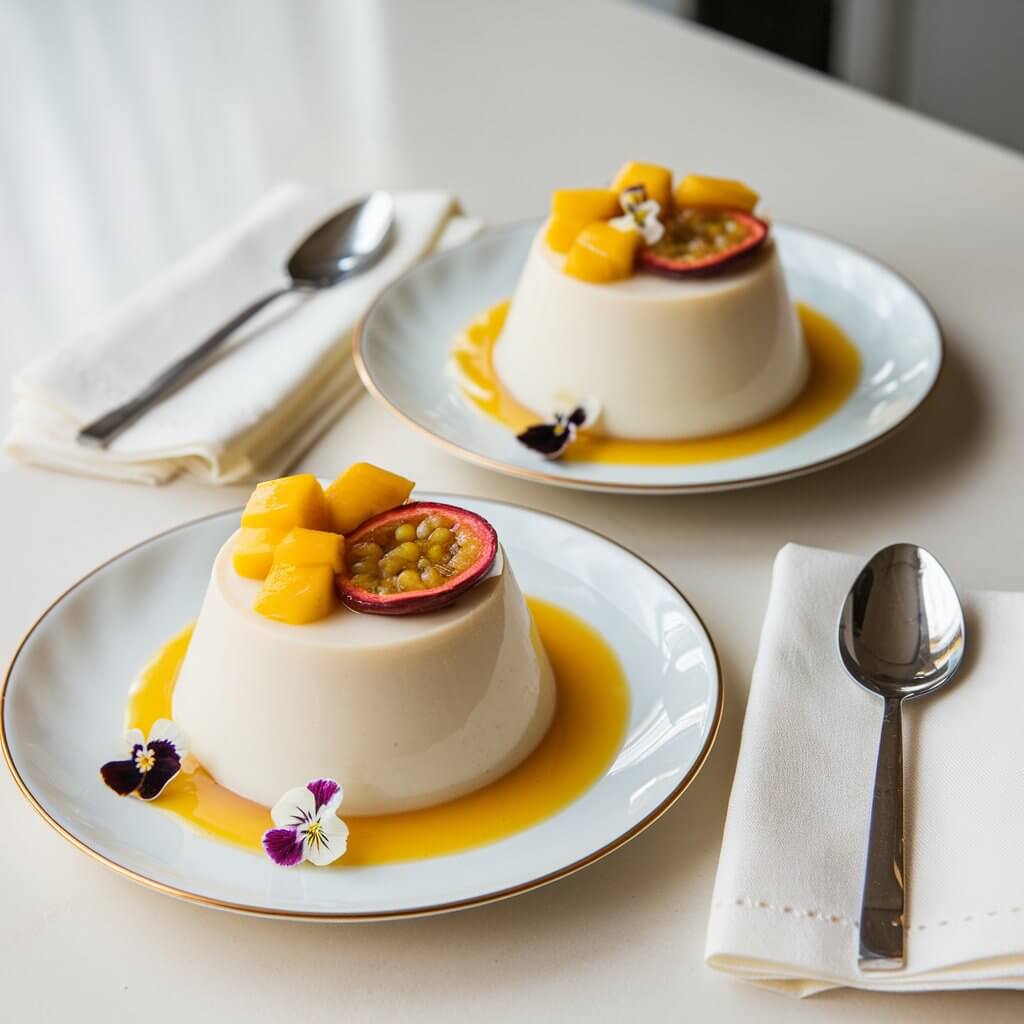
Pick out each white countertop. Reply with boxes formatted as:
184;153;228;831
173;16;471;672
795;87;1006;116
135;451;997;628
2;0;1023;1018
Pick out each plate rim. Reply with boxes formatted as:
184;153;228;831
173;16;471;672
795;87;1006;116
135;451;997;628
1;497;724;921
352;219;946;494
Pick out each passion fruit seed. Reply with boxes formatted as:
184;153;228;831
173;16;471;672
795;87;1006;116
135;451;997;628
342;512;481;597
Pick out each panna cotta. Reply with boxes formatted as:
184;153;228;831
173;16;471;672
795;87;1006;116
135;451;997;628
496;236;807;439
174;533;555;815
494;163;809;444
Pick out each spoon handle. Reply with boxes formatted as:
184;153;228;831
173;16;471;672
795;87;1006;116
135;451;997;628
77;284;297;449
859;695;905;970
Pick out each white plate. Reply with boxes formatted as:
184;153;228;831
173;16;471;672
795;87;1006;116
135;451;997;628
1;496;721;920
355;221;943;493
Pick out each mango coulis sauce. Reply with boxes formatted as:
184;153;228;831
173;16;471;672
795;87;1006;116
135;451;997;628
125;598;629;866
450;300;861;465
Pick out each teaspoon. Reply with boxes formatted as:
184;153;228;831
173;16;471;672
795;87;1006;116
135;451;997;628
78;191;395;448
838;543;965;971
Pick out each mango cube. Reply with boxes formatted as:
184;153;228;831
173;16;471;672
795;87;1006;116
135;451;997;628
675;174;758;213
610;161;673;213
563;222;641;284
241;474;329;531
232;527;289;580
544;189;621;254
254;563;336;625
273;527;345;573
325;462;415;534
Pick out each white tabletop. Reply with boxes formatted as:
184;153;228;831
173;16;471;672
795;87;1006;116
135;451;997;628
3;0;1023;1018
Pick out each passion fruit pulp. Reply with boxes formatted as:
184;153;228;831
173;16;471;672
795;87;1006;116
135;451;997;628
638;207;768;277
338;502;498;615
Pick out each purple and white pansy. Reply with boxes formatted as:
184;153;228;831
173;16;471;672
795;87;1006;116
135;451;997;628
100;718;188;801
262;778;349;867
516;400;600;460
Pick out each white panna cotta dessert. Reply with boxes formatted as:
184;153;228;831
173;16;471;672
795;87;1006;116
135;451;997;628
171;467;555;815
494;163;809;441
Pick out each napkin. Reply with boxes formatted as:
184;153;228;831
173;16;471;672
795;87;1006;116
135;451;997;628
5;184;480;484
706;543;1024;996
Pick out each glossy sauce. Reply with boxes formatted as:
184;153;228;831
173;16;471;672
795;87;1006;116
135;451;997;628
450;300;861;464
125;598;629;866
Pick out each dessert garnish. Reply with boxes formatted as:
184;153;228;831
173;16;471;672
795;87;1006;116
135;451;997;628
338;501;498;615
262;778;349;867
100;719;188;801
638;208;768;277
516;404;596;460
233;465;498;622
610;185;664;246
545;163;765;283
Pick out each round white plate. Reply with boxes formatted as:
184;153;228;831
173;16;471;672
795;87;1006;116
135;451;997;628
355;221;943;493
2;496;721;920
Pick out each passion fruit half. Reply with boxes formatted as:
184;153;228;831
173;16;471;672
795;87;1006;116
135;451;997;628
338;501;498;615
638;207;768;277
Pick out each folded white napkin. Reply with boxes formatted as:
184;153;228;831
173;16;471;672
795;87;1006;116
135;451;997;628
706;543;1024;996
6;185;479;484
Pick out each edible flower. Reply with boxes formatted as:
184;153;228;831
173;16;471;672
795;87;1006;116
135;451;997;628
516;403;598;460
610;185;664;246
100;719;188;801
262;778;349;867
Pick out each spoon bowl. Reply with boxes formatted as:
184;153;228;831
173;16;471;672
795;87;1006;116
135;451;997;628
287;191;395;286
839;543;965;700
837;543;965;972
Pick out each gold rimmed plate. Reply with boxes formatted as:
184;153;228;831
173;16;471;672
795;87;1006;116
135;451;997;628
2;496;721;920
354;221;943;494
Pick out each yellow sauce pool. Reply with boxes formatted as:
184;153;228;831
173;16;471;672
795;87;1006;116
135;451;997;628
125;598;629;866
450;300;861;465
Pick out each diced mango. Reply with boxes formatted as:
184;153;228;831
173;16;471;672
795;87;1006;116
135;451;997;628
232;527;289;580
325;463;415;534
254;563;336;625
544;189;621;254
675;174;758;213
563;222;641;284
610;161;673;213
273;527;345;573
241;474;329;531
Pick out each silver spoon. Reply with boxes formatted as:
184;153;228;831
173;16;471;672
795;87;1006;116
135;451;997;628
77;191;395;448
838;543;965;971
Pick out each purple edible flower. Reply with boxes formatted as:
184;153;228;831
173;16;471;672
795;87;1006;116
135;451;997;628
100;719;188;801
262;778;349;867
516;404;595;460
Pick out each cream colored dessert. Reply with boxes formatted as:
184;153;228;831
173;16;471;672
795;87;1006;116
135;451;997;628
173;535;555;815
495;232;807;440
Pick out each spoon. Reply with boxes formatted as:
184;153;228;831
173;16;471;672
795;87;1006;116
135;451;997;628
77;191;395;448
838;543;965;971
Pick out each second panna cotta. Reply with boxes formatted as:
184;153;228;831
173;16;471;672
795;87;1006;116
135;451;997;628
493;163;809;442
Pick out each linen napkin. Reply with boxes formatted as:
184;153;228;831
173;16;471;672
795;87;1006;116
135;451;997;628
6;184;480;484
706;543;1024;996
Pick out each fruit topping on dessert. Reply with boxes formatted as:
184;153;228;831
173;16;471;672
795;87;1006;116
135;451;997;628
610;160;673;213
338;502;498;615
674;174;759;213
638;208;768;277
545;189;621;254
564;221;642;284
232;526;290;579
241;474;329;531
234;466;497;623
254;563;337;625
545;162;765;284
324;462;414;534
274;528;346;572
